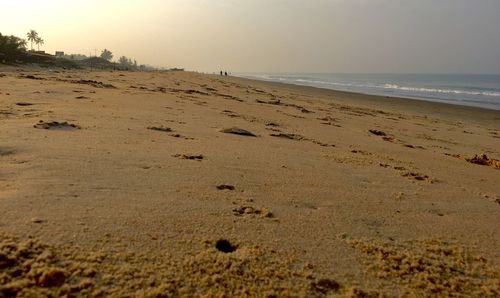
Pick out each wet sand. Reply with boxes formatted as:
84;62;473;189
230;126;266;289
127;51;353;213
0;67;499;296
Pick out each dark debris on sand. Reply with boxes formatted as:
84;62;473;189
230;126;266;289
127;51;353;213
221;127;257;137
466;154;500;169
34;120;81;130
71;79;116;89
233;206;274;218
270;133;304;141
173;154;204;161
16;102;34;106
147;126;173;133
369;129;387;136
216;184;235;191
20;75;44;80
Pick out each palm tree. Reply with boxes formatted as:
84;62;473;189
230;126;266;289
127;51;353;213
35;37;44;51
26;30;39;51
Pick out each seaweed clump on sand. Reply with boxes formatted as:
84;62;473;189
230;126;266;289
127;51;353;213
466;154;500;169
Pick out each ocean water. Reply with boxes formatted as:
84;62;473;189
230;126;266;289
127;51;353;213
235;73;500;110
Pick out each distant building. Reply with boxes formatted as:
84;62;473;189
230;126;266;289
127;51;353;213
55;51;64;57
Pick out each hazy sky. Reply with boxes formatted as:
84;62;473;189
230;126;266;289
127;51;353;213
1;0;499;73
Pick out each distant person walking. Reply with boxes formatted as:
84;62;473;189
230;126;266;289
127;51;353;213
224;71;228;76
220;71;223;76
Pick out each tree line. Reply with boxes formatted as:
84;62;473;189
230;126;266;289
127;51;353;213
0;30;45;63
1;30;147;70
0;33;26;62
26;30;44;51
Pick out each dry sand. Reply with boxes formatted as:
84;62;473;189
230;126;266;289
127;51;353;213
0;67;499;297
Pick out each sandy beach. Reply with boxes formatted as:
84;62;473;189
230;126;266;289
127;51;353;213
0;68;499;296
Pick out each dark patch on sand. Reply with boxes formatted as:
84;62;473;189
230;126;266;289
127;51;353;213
401;172;432;182
233;206;274;218
72;79;115;89
310;279;341;294
216;184;235;191
15;102;34;106
34;120;81;130
265;122;279;127
466;154;500;169
20;75;44;80
270;133;304;140
0;148;15;157
173;154;204;161
369;129;387;136
147;126;173;133
215;239;237;253
221;127;257;137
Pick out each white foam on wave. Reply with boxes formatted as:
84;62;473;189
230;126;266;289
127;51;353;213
383;84;500;97
239;74;500;101
294;78;374;88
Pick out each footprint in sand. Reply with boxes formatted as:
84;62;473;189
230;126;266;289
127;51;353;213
271;133;335;147
276;110;306;119
72;79;115;89
369;129;387;136
0;148;15;157
318;116;342;127
21;74;44;80
232;206;274;218
265;122;280;127
400;171;433;182
311;140;335;147
221;110;240;118
403;144;425;149
381;164;434;182
368;129;396;142
216;184;235;190
270;133;304;140
169;134;195;140
173;154;204;161
265;122;281;132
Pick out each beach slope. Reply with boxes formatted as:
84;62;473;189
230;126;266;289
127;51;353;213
0;69;499;296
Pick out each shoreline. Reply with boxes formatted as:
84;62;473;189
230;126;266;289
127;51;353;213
230;74;500;113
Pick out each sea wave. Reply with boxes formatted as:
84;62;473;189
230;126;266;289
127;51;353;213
383;84;500;97
294;78;377;88
237;74;500;106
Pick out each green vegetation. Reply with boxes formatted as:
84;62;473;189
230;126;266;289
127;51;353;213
0;33;27;63
100;49;113;61
118;56;138;70
61;53;88;61
35;37;44;51
26;30;38;51
1;31;159;71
